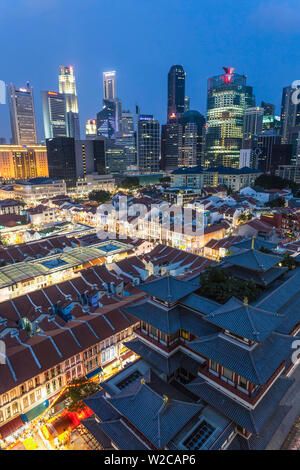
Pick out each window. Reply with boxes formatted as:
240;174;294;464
12;402;18;415
160;331;167;344
150;325;158;339
222;367;234;384
30;393;35;405
181;330;189;340
23;396;29;408
183;421;215;450
35;377;40;387
238;376;248;390
3;394;9;404
209;360;219;373
46;383;51;395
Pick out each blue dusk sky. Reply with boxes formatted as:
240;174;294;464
0;0;299;141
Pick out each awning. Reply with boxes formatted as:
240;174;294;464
21;400;49;423
0;416;24;439
86;366;103;379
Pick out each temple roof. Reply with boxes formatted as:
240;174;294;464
186;376;294;435
124;338;200;376
188;332;295;384
225;249;282;273
107;380;202;448
139;275;198;303
124;299;219;336
206;297;284;342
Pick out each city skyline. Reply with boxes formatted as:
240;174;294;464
0;0;299;141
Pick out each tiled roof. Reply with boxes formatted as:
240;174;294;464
188;332;294;385
138;275;199;303
206;297;284;342
225;249;282;272
108;381;202;448
186;376;293;435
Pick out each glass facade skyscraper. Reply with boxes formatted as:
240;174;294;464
8;82;37;146
58;66;80;139
167;65;185;122
280;86;300;144
42;90;68;139
205;67;254;168
137;115;160;173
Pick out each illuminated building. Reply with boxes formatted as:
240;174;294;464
167;65;185;122
58;66;80;139
103;71;116;100
86;119;97;139
179;110;205;167
115;111;136;168
97;99;117;139
105;140;127;174
137;115;160;173
41;91;68;139
242;107;264;144
0;145;48;180
280;86;300;144
206;67;254;168
8;83;37;146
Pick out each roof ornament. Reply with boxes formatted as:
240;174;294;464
251;235;256;250
141;378;145;384
163;395;169;403
243;297;248;306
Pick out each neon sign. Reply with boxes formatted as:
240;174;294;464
222;67;235;84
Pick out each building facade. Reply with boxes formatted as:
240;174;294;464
8;83;37;146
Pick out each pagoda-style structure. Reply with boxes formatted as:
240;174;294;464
82;266;300;450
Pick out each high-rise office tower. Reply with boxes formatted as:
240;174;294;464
180;110;205;167
205;67;254;167
97;99;117;139
242;107;264;144
280;86;300;144
105;140;127;174
161;122;182;171
86;119;98;139
167;65;185;122
115;111;136;168
46;137;77;188
137;115;160;173
8;82;37;145
58;66;80;139
41;91;68;139
103;71;116;100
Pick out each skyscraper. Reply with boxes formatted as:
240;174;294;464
205;67;254;167
97;99;117;139
103;71;116;100
161;122;182;171
8;82;37;146
41;91;68;139
167;65;185;122
46;137;77;188
58;66;80;139
242;107;264;144
180;110;205;167
280;86;300;144
137;115;160;173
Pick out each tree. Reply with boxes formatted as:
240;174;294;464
255;174;299;194
198;267;261;304
267;197;285;208
88;190;111;203
120;177;140;189
159;176;171;183
281;254;296;270
65;377;101;413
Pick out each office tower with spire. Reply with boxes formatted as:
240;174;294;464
167;65;186;122
8;82;37;145
98;71;122;137
59;66;80;139
205;67;254;167
41;90;68;139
